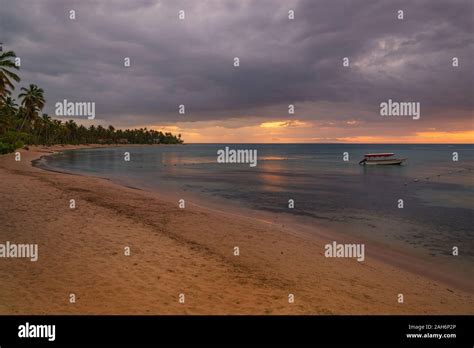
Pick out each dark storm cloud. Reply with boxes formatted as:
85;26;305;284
1;0;472;127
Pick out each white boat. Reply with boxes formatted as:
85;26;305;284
358;153;406;165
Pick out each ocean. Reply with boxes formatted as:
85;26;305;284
38;144;474;281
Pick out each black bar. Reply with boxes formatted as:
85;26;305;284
0;315;472;346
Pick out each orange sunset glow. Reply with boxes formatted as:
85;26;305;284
146;121;474;144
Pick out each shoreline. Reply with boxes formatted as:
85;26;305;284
34;145;474;293
0;145;473;314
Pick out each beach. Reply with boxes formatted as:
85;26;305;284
0;145;472;314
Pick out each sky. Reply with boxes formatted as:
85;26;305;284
1;0;473;143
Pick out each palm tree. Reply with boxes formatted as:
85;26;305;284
0;51;21;102
0;96;19;134
64;120;78;143
18;84;45;132
51;119;62;143
1;96;18;120
2;96;18;113
39;114;52;144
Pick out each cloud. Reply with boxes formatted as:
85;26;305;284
260;120;307;128
1;0;472;140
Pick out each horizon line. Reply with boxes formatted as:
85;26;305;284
182;142;474;145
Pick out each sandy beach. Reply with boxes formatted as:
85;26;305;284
0;145;472;314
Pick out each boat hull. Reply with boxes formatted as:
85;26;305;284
364;158;406;165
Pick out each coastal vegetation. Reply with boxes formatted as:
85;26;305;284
0;49;183;154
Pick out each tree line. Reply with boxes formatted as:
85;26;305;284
0;49;183;154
